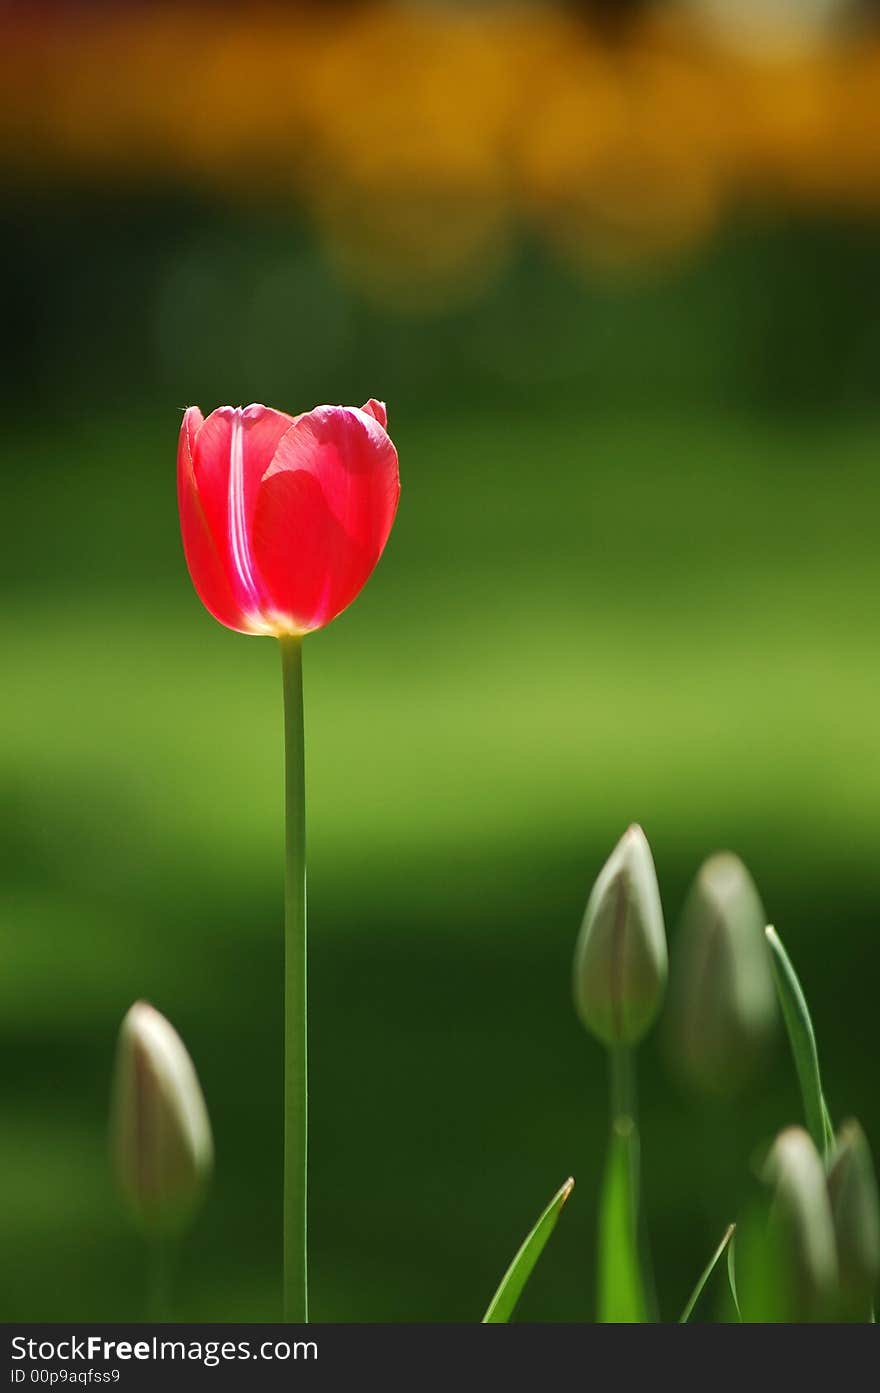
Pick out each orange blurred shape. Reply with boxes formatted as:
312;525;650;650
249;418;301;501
518;15;725;271
1;0;880;294
294;6;526;304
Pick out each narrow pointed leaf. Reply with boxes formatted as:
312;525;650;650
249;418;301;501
765;926;833;1159
727;1233;742;1321
482;1177;574;1323
598;1119;647;1322
821;1097;836;1152
679;1223;736;1322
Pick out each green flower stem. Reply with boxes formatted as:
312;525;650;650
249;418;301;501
609;1045;639;1226
280;635;308;1322
606;1045;657;1320
597;1119;647;1322
610;1045;636;1123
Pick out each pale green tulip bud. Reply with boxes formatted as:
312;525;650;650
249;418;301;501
764;1126;838;1320
827;1120;880;1317
572;824;667;1047
665;852;776;1096
110;1001;213;1238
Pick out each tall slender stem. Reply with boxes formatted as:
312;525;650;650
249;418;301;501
280;635;307;1322
609;1045;640;1254
609;1045;635;1124
607;1044;658;1319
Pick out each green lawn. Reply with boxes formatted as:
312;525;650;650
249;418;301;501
1;403;878;1319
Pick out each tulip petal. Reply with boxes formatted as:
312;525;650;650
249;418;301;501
188;404;296;628
250;469;346;632
177;407;252;633
253;406;399;632
361;398;388;428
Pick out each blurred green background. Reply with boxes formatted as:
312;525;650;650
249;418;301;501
1;0;879;1322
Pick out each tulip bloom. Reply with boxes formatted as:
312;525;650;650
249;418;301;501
827;1120;880;1318
573;825;667;1324
573;824;668;1050
665;852;776;1097
756;1127;838;1321
110;1002;213;1239
177;399;399;636
176;396;398;1323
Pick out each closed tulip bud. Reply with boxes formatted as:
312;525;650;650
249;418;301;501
764;1127;838;1320
827;1120;880;1316
177;400;399;636
665;852;776;1095
110;1002;213;1238
572;825;667;1047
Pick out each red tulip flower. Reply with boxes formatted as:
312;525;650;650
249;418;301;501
176;395;398;1322
177;399;399;635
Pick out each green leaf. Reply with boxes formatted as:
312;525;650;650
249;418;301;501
482;1177;574;1323
727;1232;742;1321
821;1097;836;1152
598;1119;647;1322
734;1193;805;1322
679;1223;736;1322
765;926;834;1160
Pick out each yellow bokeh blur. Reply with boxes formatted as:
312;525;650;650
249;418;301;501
3;1;880;299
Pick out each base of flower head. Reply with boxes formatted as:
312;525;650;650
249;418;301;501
241;611;313;639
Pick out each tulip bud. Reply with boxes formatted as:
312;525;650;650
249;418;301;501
665;852;776;1096
762;1126;838;1320
110;1002;213;1237
572;825;667;1047
827;1120;880;1317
